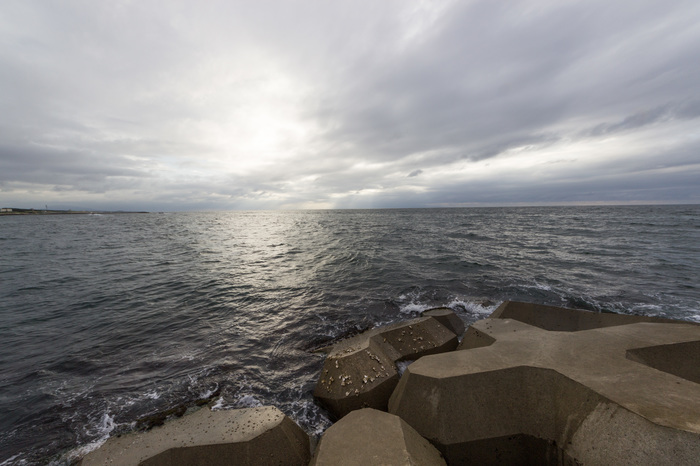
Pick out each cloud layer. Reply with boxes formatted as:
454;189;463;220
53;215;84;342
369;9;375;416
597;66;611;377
1;0;699;210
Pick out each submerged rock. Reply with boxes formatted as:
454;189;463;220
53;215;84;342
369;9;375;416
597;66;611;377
300;321;374;353
313;310;462;419
133;387;222;431
134;404;187;431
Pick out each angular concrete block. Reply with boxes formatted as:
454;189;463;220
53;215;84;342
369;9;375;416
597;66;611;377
421;307;466;336
376;316;459;361
314;313;460;419
310;408;446;466
458;300;688;350
79;406;310;466
313;337;400;418
490;300;680;331
457;325;496;350
390;302;700;465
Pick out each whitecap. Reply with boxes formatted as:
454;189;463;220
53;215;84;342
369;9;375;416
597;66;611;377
235;394;263;408
447;298;499;316
210;397;225;410
399;302;431;315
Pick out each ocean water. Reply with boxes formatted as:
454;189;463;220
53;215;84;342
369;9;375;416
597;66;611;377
0;206;698;464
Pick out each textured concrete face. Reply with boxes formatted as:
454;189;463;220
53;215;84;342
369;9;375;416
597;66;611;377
626;340;700;384
313;338;399;417
421;307;466;336
79;406;310;466
484;300;682;332
390;302;700;465
376;316;460;361
313;314;459;419
310;408;446;466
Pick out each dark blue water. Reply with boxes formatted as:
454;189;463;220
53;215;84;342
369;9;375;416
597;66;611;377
1;206;698;464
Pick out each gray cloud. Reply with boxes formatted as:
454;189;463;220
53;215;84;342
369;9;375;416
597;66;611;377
583;100;700;137
1;0;699;210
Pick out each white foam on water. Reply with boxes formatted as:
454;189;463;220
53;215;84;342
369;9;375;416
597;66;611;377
396;288;430;315
398;302;431;315
282;384;332;437
60;439;106;465
235;394;263;408
290;399;332;437
447;298;499;316
521;281;553;291
396;360;414;376
0;454;26;466
96;412;116;437
629;302;700;323
58;412;117;464
198;383;218;400
210;397;225;410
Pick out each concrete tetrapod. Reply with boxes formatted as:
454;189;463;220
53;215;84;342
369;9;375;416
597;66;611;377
421;307;466;336
465;300;685;335
389;302;700;465
313;311;461;419
79;406;310;466
310;408;446;466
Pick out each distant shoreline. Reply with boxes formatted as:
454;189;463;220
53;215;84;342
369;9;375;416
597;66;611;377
0;208;149;216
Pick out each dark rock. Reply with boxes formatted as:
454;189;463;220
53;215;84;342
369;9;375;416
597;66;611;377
135;387;222;431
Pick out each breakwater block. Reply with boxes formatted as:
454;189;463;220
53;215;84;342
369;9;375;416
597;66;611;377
422;307;466;336
78;406;310;466
313;310;462;419
310;408;446;465
389;301;700;465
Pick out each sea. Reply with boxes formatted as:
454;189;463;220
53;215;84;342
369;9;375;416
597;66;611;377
1;206;699;464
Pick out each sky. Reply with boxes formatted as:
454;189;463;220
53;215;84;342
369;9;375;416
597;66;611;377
1;0;699;211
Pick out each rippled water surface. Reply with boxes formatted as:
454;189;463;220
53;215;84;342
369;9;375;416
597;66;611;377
1;206;698;464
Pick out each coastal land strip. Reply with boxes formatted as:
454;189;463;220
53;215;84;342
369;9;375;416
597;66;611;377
0;208;149;216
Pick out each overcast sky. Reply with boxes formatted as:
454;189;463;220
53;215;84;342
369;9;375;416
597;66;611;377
1;0;699;211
